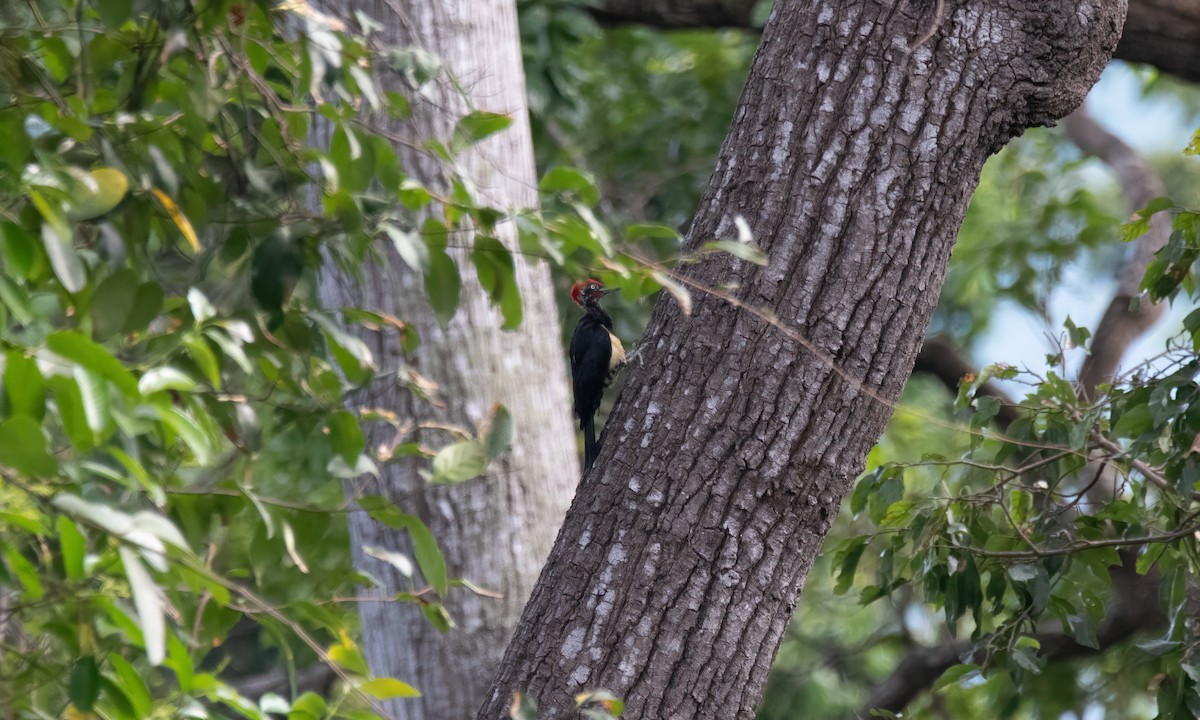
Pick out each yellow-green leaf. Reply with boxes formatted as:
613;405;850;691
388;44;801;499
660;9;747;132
360;677;421;700
64;167;129;221
150;188;200;253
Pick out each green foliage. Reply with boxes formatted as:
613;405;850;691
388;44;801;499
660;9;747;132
0;1;705;717
938;130;1125;340
780;188;1200;719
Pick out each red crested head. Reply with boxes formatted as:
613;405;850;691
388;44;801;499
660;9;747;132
571;279;607;305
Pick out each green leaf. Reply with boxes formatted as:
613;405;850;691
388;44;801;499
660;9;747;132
158;405;217;465
424;248;461;328
432;440;487;484
138;367;197;395
0;416;57;477
398;179;433;210
1112;402;1153;439
327;638;370;675
0;276;34;324
3;546;44;600
625;223;679;241
421;602;454;632
472;235;521;329
118;545;165;665
1009;488;1032;525
484;404;513;461
382;223;429;271
98;676;137;720
69;656;101;712
184;335;221;388
1007;563;1039;582
833;537;868;594
64;168;129;221
5;350;46;420
41;217;85;292
358;496;448;595
1067;613;1099;649
539;166;600;206
328;410;366;465
313;314;376;384
933;663;980;692
47;376;93;453
450;111;512;154
75;367;113;435
703;240;768;266
57;515;86;580
879;500;913;527
97;0;132;28
47;331;139;398
108;654;151;717
91;269;138;341
122;282;164;335
359;678;421;700
0;221;37;278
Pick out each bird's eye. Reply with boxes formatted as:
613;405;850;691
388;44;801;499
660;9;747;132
590;284;599;291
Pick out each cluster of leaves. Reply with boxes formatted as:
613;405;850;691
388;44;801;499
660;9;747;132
936;129;1126;341
0;0;699;717
819;185;1200;718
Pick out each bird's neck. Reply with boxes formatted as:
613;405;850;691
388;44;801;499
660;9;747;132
582;300;612;326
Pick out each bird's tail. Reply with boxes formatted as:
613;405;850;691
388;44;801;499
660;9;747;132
582;414;599;471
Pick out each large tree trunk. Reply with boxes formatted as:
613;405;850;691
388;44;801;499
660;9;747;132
318;2;578;718
479;1;1124;718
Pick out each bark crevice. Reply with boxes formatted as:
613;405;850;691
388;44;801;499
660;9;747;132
481;2;1126;718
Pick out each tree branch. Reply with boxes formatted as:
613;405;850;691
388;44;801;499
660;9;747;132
589;0;761;29
1115;0;1200;84
226;663;335;700
1063;107;1171;400
592;0;1200;84
859;553;1164;717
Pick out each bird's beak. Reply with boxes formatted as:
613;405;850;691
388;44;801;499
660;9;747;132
600;287;619;297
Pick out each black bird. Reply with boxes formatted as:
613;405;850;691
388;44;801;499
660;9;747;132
569;279;626;470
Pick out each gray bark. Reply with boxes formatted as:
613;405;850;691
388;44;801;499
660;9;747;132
318;2;578;718
479;1;1125;718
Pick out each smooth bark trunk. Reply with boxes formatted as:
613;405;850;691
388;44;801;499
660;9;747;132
479;1;1125;718
318;2;578;718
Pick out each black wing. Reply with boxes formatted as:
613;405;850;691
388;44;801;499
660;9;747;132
569;315;613;424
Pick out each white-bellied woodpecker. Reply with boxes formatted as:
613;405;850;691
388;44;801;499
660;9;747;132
569;279;626;470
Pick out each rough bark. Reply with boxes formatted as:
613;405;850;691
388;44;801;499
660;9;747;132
317;2;578;718
479;2;1125;718
593;0;1200;84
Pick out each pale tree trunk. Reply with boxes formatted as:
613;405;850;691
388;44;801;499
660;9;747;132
318;2;578;719
479;1;1125;718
